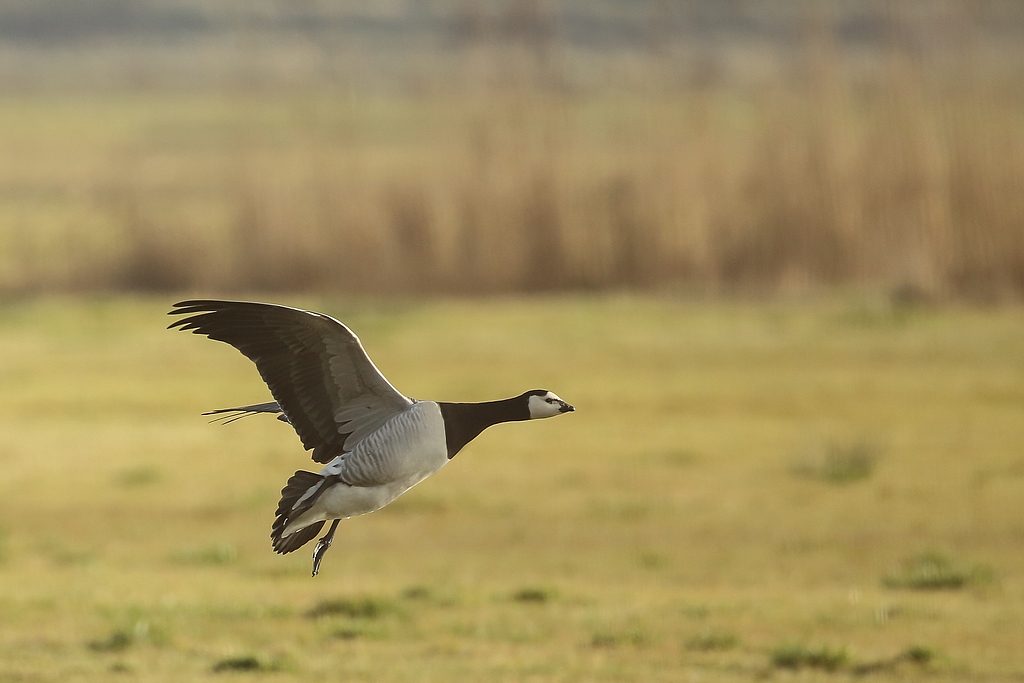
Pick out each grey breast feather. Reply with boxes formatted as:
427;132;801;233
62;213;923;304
330;404;433;487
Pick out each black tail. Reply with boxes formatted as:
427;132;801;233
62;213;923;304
271;470;329;554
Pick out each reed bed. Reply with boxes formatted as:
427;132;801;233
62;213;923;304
0;3;1021;299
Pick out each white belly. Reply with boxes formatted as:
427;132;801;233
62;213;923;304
317;475;423;518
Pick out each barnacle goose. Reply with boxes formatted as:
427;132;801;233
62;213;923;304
169;300;574;575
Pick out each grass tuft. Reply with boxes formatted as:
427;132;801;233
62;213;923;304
306;597;397;619
771;643;848;671
401;585;431;601
850;644;938;675
330;627;362;641
590;628;649;649
793;440;880;484
88;630;134;653
590;633;619;649
88;620;168;652
685;630;739;652
679;605;710;620
211;655;266;673
511;587;553;604
883;553;992;591
903;645;935;664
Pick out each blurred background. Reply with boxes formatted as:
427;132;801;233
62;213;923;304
0;0;1022;298
1;1;1024;681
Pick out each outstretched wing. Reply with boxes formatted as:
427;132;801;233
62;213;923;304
169;300;412;463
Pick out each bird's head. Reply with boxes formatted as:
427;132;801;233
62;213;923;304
523;389;575;419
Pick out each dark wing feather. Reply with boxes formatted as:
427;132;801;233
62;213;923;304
169;300;411;463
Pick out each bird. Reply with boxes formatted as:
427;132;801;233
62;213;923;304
168;300;574;576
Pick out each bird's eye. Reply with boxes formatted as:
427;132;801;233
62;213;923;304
546;398;555;403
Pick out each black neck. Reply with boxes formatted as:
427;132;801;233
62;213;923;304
437;397;529;459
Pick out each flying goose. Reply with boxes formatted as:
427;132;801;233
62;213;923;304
169;300;574;575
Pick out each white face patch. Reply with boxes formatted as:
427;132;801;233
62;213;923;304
527;391;571;419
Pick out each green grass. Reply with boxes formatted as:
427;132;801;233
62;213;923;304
0;295;1023;681
771;643;848;671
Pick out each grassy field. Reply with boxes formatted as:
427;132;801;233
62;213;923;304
0;295;1022;681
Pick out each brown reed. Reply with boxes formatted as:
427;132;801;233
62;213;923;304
1;3;1021;299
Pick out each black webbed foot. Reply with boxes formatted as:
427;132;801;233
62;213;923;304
311;519;340;577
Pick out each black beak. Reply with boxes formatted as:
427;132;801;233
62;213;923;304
559;402;575;413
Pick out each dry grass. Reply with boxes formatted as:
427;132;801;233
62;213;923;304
0;4;1022;299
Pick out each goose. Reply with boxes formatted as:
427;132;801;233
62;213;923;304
168;300;574;575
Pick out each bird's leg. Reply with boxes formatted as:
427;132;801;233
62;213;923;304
311;519;340;577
